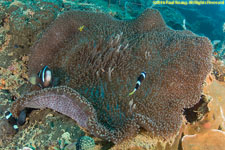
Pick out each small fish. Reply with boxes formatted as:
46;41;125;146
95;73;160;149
78;25;85;32
129;71;146;96
5;111;19;131
182;19;186;30
37;65;52;88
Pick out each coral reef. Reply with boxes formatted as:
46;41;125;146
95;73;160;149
2;109;85;149
0;0;59;69
2;0;224;149
212;58;225;82
10;8;212;144
76;136;95;150
182;79;225;150
0;56;29;97
64;136;95;150
182;129;225;150
111;126;184;150
0;0;125;71
183;95;210;123
203;80;225;131
212;40;225;62
0;119;17;146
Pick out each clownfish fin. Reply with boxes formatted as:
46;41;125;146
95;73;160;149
129;89;136;96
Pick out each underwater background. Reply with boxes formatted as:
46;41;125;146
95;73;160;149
0;0;224;150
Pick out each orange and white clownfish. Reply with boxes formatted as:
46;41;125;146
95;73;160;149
37;65;52;88
129;71;146;96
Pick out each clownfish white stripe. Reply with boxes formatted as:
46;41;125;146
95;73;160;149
13;125;19;130
45;70;52;81
5;111;19;131
42;66;48;83
5;112;12;119
141;72;146;79
137;81;141;86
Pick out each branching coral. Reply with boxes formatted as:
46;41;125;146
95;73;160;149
11;8;212;144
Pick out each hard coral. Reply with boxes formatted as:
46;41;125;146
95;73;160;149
11;8;212;144
76;136;95;150
182;79;225;150
182;129;225;150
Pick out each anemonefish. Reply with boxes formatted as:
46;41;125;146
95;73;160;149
37;65;52;88
129;71;146;96
5;109;27;132
5;111;19;131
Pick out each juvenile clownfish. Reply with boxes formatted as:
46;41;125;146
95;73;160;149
129;71;146;96
5;111;19;131
78;25;85;32
37;65;52;88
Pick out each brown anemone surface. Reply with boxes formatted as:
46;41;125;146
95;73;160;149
11;8;212;144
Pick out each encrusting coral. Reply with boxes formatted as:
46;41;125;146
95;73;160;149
182;129;225;150
76;136;95;150
11;8;212;144
181;79;225;150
